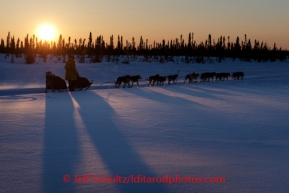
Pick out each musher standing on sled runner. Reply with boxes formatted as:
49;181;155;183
65;54;79;91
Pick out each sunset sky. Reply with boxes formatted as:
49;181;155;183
1;0;289;49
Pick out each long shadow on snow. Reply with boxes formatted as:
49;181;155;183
164;85;228;101
127;87;210;109
223;84;289;96
186;84;239;96
120;87;279;149
71;91;168;193
42;93;80;193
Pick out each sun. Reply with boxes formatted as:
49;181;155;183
37;24;56;41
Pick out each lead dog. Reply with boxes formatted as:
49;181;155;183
232;72;244;80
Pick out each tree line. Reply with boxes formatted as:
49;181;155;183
0;32;288;64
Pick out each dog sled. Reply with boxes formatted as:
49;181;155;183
45;71;93;93
74;75;94;91
45;71;67;93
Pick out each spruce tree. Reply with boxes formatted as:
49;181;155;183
6;32;10;51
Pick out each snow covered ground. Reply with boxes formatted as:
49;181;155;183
0;54;289;193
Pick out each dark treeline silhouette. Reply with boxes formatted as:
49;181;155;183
0;32;288;64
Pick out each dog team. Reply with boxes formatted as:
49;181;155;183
115;71;244;88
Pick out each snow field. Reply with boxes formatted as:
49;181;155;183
0;54;289;193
